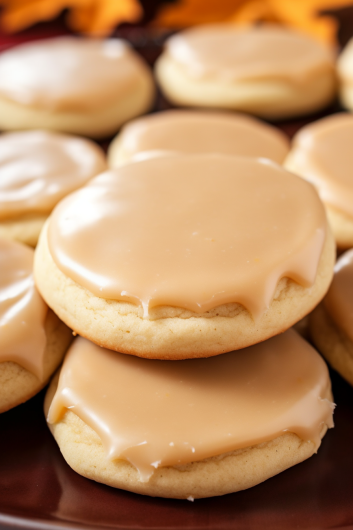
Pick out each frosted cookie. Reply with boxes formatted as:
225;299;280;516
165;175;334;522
310;249;353;386
0;37;155;138
337;37;353;110
285;113;353;249
34;154;335;359
155;25;336;119
45;330;334;499
0;238;72;413
0;130;107;247
108;110;289;167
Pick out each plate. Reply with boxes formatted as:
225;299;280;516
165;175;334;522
1;22;353;530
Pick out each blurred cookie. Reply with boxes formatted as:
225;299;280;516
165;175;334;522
35;155;334;359
310;249;353;386
0;130;107;247
155;25;336;119
0;37;155;138
338;36;353;111
0;238;72;413
285;113;353;249
45;330;334;499
108;110;289;167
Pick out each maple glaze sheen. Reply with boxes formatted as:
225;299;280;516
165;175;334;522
0;37;146;111
164;25;334;82
48;155;327;319
111;110;289;164
47;330;334;482
324;249;353;342
0;130;107;220
286;113;353;218
0;238;47;380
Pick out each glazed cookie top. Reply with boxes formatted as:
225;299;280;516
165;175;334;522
0;238;47;379
0;37;150;111
324;249;353;341
47;154;327;319
0;130;107;220
163;25;334;82
47;330;334;482
286;113;353;218
109;110;289;166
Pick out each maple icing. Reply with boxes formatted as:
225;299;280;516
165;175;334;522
0;238;47;380
0;37;148;111
164;25;334;82
287;113;353;218
47;154;327;319
0;130;107;220
47;330;334;482
323;249;353;342
114;110;289;164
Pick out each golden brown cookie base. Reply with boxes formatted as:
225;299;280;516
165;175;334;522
310;303;353;386
44;374;330;499
0;310;72;413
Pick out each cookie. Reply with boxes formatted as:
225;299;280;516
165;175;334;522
0;37;155;138
285;113;353;249
0;238;72;413
108;110;289;167
155;25;336;119
34;154;335;359
0;130;107;247
338;36;353;111
45;330;334;499
310;249;353;386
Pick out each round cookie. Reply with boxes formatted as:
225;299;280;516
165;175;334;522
45;330;334;499
155;25;336;119
0;130;107;247
108;110;289;167
310;249;353;386
0;238;72;413
337;36;353;111
285;113;353;249
34;154;335;359
0;37;155;138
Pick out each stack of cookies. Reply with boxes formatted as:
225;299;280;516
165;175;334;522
34;129;335;498
2;23;351;501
